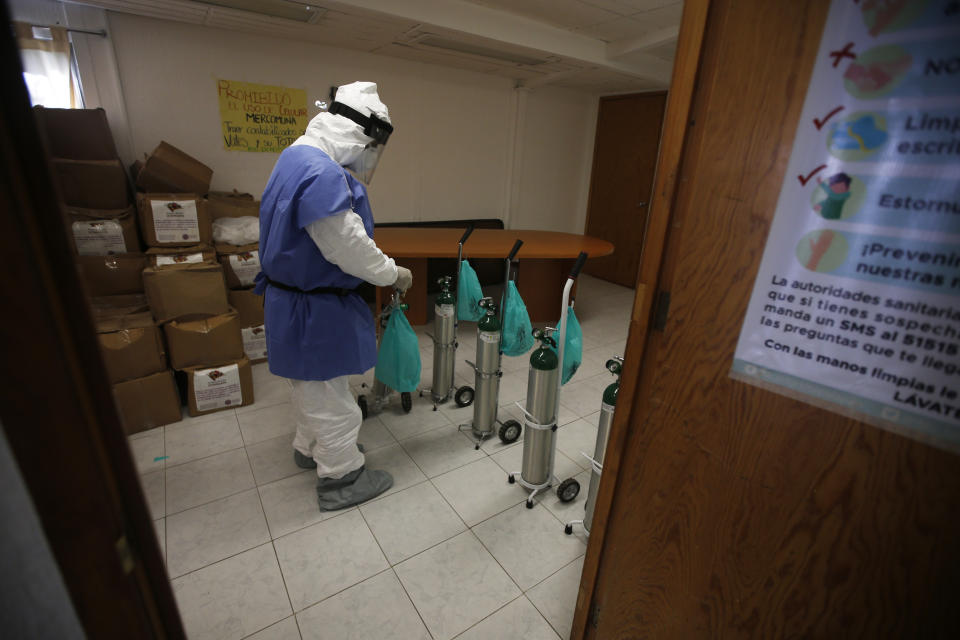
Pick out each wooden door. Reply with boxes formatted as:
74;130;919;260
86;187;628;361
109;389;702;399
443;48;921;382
0;4;185;636
574;0;960;637
583;92;666;287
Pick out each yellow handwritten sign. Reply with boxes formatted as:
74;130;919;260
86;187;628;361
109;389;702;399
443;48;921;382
217;79;308;153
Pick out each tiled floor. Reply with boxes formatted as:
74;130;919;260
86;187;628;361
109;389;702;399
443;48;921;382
131;274;633;640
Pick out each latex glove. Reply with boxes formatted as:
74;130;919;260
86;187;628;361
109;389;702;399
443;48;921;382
394;266;413;292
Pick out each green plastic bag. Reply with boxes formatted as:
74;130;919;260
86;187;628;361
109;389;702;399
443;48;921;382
500;281;534;357
552;306;583;385
374;307;422;392
457;260;484;322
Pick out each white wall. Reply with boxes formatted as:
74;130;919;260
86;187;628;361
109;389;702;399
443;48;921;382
515;86;597;232
104;11;598;230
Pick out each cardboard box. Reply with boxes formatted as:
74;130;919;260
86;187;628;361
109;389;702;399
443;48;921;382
113;370;182;434
142;263;230;323
183;357;254;416
129;158;144;183
137;193;212;247
90;294;149;320
164;309;243;370
67;205;140;255
34;106;119;160
209;189;254;201
146;245;216;268
207;196;259;219
227;288;264;327
217;244;261;288
97;312;166;384
136;141;213;195
76;254;146;296
52;158;131;209
227;287;266;363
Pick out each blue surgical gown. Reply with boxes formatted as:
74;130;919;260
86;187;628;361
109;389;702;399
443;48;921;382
255;145;377;381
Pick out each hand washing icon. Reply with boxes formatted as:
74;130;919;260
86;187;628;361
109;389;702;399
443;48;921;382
827;113;888;160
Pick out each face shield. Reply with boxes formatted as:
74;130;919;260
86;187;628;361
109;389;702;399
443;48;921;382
329;100;393;184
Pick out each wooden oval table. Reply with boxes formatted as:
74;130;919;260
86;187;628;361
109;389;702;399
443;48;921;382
373;228;615;324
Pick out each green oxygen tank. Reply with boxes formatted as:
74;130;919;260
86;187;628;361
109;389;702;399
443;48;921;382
431;276;456;403
470;297;502;438
521;328;559;486
582;357;622;533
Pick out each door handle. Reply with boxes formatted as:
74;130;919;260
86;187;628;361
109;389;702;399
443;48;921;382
637;201;647;207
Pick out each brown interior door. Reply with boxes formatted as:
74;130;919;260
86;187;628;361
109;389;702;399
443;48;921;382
0;4;184;636
583;91;666;287
578;0;960;637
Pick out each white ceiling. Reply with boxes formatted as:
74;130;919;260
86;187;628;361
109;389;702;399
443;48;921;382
64;0;682;93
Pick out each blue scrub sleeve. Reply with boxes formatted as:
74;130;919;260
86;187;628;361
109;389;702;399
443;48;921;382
294;165;354;229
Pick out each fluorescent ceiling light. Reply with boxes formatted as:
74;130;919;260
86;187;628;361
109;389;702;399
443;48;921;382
411;34;547;66
194;0;325;23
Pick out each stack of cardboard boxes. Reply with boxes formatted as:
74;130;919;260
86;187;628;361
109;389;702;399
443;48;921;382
134;143;256;419
210;192;267;365
36;107;179;435
36;107;261;433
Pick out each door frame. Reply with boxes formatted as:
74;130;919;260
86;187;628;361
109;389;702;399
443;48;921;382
0;2;185;636
571;1;712;636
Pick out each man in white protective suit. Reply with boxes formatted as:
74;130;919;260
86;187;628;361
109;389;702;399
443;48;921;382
255;82;413;510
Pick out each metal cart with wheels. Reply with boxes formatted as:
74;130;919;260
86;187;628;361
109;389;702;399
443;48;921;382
357;288;415;418
507;251;588;508
564;356;623;536
458;239;525;449
421;226;475;410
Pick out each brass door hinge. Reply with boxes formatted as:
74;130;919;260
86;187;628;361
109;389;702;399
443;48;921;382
589;603;600;629
652;290;671;331
116;535;135;574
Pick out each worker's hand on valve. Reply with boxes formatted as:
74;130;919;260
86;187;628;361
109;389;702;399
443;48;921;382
394;266;413;292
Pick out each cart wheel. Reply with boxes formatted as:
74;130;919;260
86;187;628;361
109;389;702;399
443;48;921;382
507;474;516;484
401;392;412;413
525;500;534;509
357;395;368;420
564;524;574;535
454;386;474;407
498;420;521;444
557;478;580;503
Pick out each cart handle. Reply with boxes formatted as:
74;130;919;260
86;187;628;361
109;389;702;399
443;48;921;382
569;252;588;279
507;239;524;261
459;224;475;246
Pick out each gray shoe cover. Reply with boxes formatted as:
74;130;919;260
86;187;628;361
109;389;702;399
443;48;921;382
293;450;317;469
294;444;365;470
316;466;393;511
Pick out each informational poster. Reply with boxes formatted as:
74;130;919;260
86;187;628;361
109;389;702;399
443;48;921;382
150;199;200;243
155;252;204;266
241;325;267;361
732;0;960;452
217;79;308;153
72;220;126;255
228;250;261;287
193;364;243;411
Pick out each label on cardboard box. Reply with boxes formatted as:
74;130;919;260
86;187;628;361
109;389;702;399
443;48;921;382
193;363;243;411
228;250;261;286
242;325;267;360
151;199;200;243
72;220;126;255
156;252;204;266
